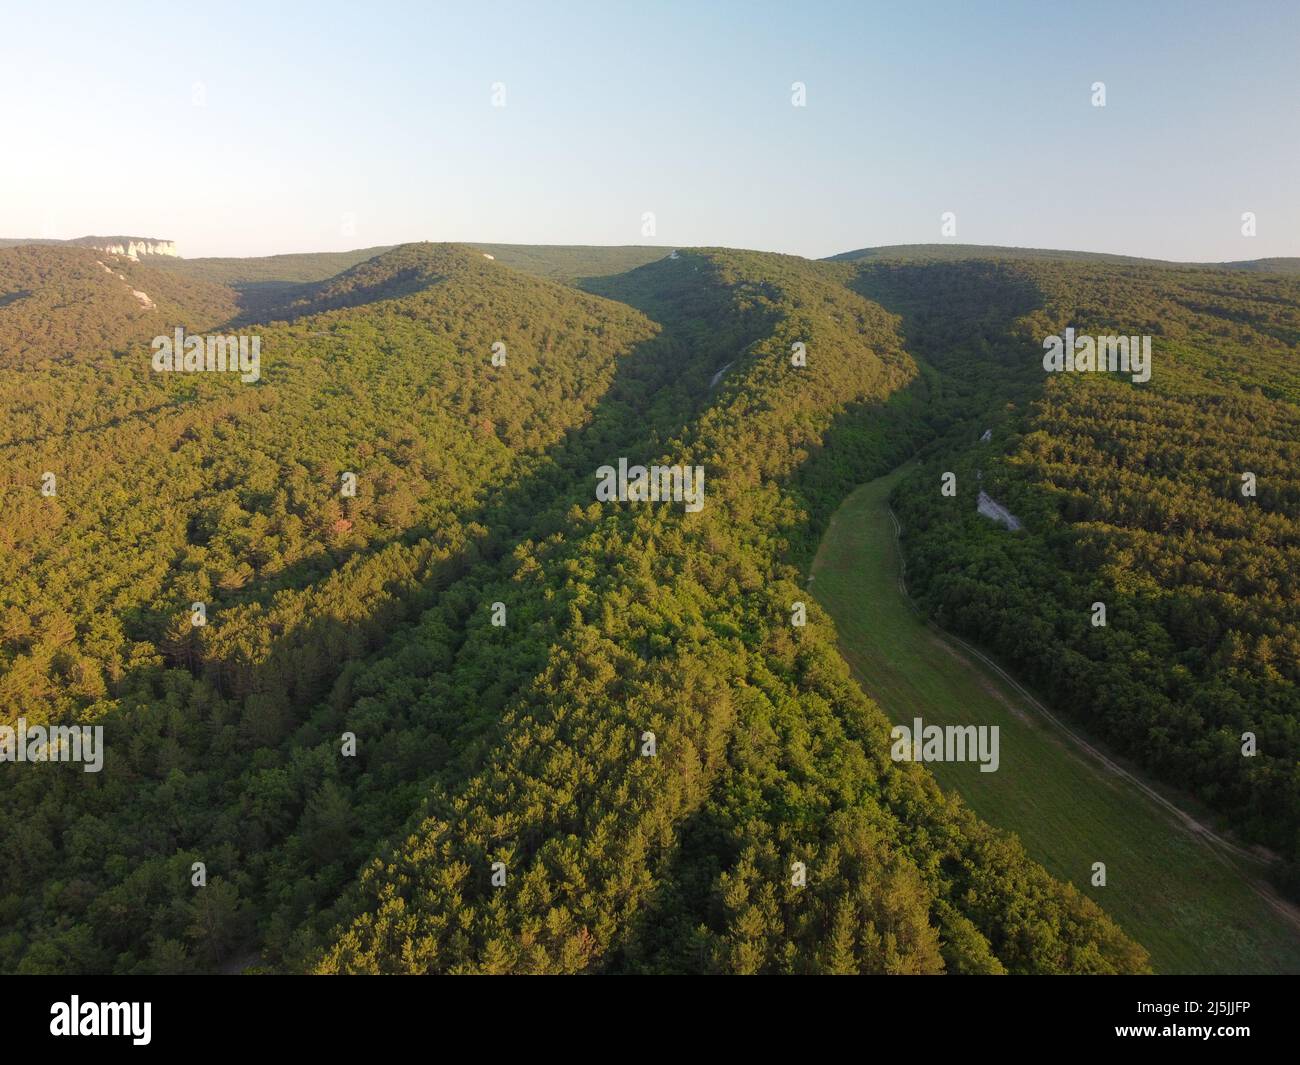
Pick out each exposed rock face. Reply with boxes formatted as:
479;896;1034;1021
69;236;178;260
977;490;1023;531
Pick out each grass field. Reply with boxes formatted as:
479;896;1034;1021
811;465;1300;974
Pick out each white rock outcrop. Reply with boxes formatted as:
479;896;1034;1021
71;236;178;260
977;490;1023;531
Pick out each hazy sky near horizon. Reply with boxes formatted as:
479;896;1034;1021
3;0;1297;261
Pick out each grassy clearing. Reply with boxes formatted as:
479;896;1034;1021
811;465;1300;974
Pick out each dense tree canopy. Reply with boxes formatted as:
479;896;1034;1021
870;253;1300;886
9;239;1264;973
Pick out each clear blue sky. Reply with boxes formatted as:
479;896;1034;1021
3;0;1297;260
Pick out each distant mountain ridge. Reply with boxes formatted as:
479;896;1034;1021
66;236;178;259
0;235;177;260
4;236;1295;274
827;243;1300;273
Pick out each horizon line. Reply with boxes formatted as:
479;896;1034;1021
5;234;1298;268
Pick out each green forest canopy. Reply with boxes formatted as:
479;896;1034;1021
2;237;1296;973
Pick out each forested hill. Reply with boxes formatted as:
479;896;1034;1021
139;243;669;288
0;244;237;368
864;253;1300;888
147;243;670;319
469;243;670;283
0;242;1148;974
829;243;1300;275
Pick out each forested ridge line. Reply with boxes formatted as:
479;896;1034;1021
0;244;660;971
2;243;1151;973
308;250;1144;973
866;252;1300;894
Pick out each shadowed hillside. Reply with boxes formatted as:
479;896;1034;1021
869;253;1300;890
0;243;1151;975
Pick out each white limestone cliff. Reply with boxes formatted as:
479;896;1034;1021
70;237;179;260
